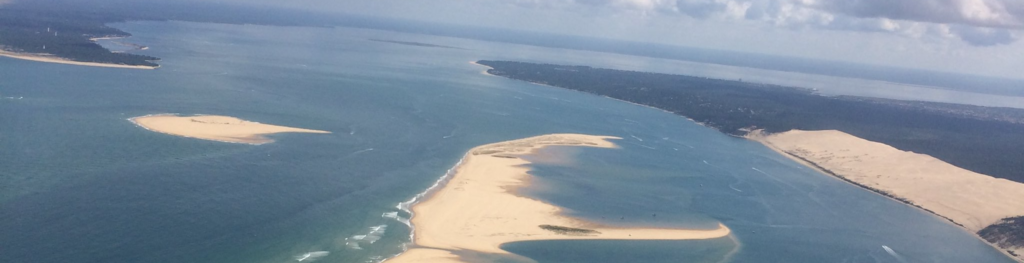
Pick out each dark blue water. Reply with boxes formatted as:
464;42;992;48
0;21;1015;263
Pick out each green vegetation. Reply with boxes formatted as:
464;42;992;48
477;60;1024;184
539;225;600;236
979;217;1024;254
0;0;341;67
0;7;159;66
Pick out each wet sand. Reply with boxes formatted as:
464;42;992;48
387;134;731;263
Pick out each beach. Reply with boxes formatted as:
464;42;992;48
749;129;1024;260
0;50;158;69
130;114;330;145
469;61;494;76
387;134;732;263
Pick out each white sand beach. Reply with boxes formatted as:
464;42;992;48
387;134;731;263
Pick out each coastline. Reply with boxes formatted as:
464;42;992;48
386;134;732;263
469;60;494;76
471;60;707;129
747;130;1024;262
476;60;1023;261
129;114;330;145
0;50;158;70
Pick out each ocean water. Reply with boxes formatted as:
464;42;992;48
0;21;1016;263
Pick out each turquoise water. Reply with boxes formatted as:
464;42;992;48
0;21;1015;263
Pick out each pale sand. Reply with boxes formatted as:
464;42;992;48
130;114;330;145
749;130;1024;260
0;50;158;69
470;60;494;76
387;134;731;263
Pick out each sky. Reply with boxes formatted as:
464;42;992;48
241;0;1022;79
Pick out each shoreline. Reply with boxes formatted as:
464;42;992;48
129;114;330;145
472;60;711;129
0;50;158;69
469;60;494;76
747;130;1024;262
386;134;732;263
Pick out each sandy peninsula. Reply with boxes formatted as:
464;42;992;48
387;134;731;263
130;114;330;145
0;50;158;69
749;129;1024;260
469;60;494;76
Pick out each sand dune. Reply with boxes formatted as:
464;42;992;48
387;134;731;263
749;129;1024;261
130;114;330;145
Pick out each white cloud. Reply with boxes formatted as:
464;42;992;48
504;0;1024;46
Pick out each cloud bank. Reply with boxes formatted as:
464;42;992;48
510;0;1023;46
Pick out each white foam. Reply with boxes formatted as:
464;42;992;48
381;156;467;262
345;224;390;250
382;212;410;227
294;251;329;262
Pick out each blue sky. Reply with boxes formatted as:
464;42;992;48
256;0;1024;78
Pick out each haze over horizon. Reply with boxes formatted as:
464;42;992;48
240;0;1024;79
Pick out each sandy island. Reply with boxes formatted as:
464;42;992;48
749;129;1024;260
130;114;330;145
0;49;158;69
387;134;731;263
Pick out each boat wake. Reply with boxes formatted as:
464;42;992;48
294;251;329;262
882;245;909;263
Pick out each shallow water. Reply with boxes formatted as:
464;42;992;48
0;21;1016;263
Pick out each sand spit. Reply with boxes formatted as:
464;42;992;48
469;60;494;76
749;129;1024;260
130;114;330;145
0;50;158;69
387;134;731;263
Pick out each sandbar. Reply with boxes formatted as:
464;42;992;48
748;129;1024;260
0;49;158;69
130;114;330;145
387;134;731;263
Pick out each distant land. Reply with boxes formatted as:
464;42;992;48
475;60;1024;261
368;39;465;49
0;0;342;68
5;0;1024;99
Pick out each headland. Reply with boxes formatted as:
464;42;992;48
0;50;158;69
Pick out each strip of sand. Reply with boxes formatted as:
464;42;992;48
748;129;1024;260
469;60;494;76
130;114;330;145
387;134;731;263
0;50;158;69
